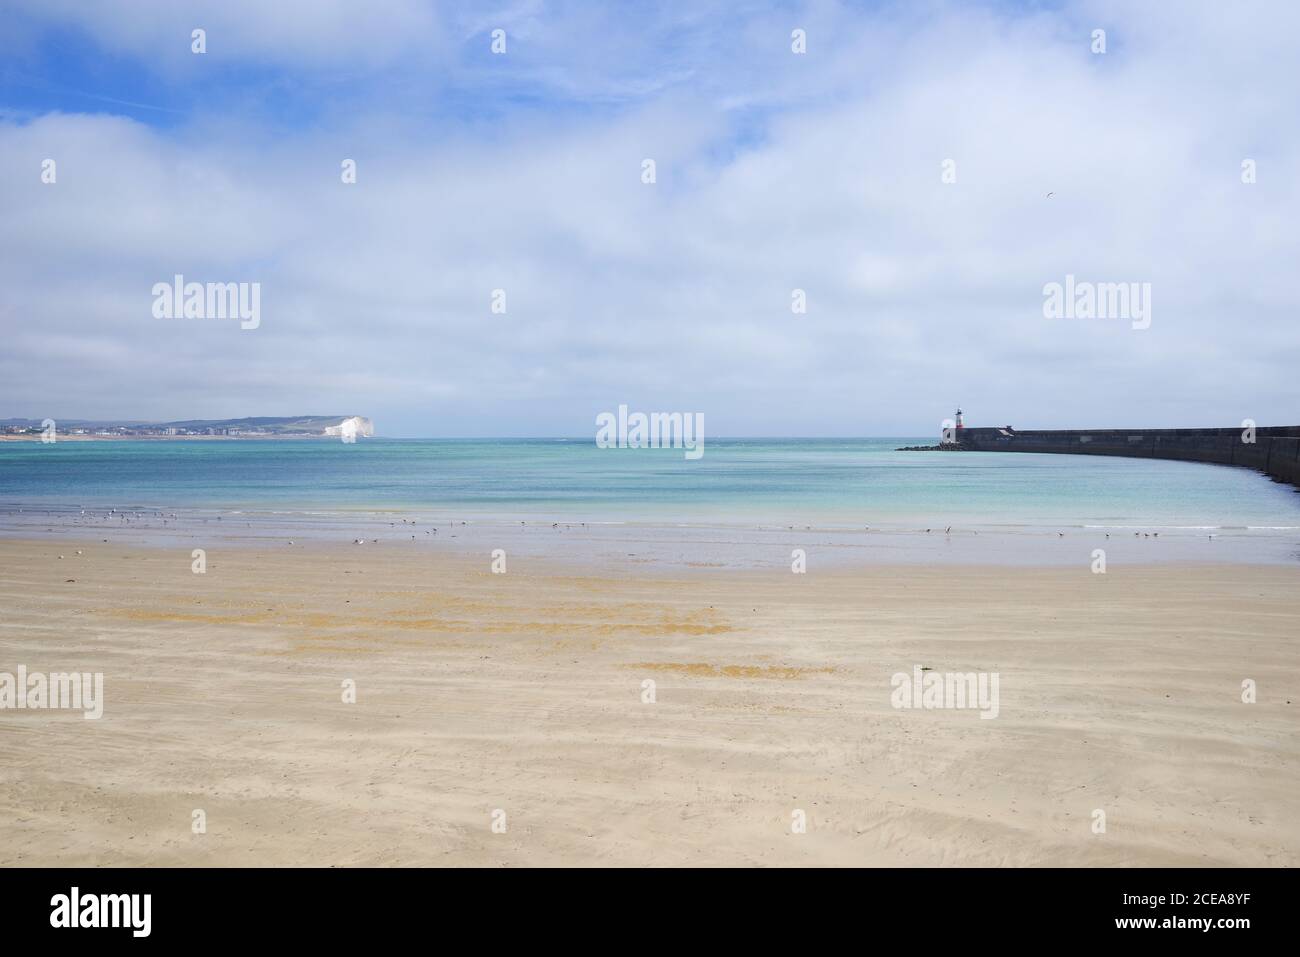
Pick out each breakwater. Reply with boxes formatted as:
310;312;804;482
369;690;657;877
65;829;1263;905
958;425;1300;488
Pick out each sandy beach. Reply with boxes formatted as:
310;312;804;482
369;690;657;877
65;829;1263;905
1;536;1296;867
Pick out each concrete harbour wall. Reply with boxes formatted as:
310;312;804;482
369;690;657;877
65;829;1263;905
958;425;1300;489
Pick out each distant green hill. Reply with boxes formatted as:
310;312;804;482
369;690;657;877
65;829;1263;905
2;416;371;435
160;416;359;433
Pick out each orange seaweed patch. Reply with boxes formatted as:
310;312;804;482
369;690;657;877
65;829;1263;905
298;616;730;637
98;604;732;639
99;609;278;625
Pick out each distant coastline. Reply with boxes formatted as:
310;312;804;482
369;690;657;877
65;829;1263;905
0;433;360;442
0;414;373;441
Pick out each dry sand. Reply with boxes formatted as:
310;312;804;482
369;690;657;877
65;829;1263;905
1;537;1296;866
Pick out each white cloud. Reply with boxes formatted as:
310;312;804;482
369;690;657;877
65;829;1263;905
1;1;1298;435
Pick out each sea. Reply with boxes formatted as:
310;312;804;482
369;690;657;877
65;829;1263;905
2;438;1298;567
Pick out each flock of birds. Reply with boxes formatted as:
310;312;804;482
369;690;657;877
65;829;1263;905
14;506;1219;547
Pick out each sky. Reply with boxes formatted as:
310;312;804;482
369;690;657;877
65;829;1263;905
1;0;1297;437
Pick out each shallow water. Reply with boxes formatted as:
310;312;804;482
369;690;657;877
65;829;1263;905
3;438;1297;566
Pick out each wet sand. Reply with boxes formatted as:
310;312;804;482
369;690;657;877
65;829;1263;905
1;537;1296;866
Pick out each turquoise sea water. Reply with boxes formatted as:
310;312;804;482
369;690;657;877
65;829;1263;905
2;437;1299;528
3;438;1299;565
